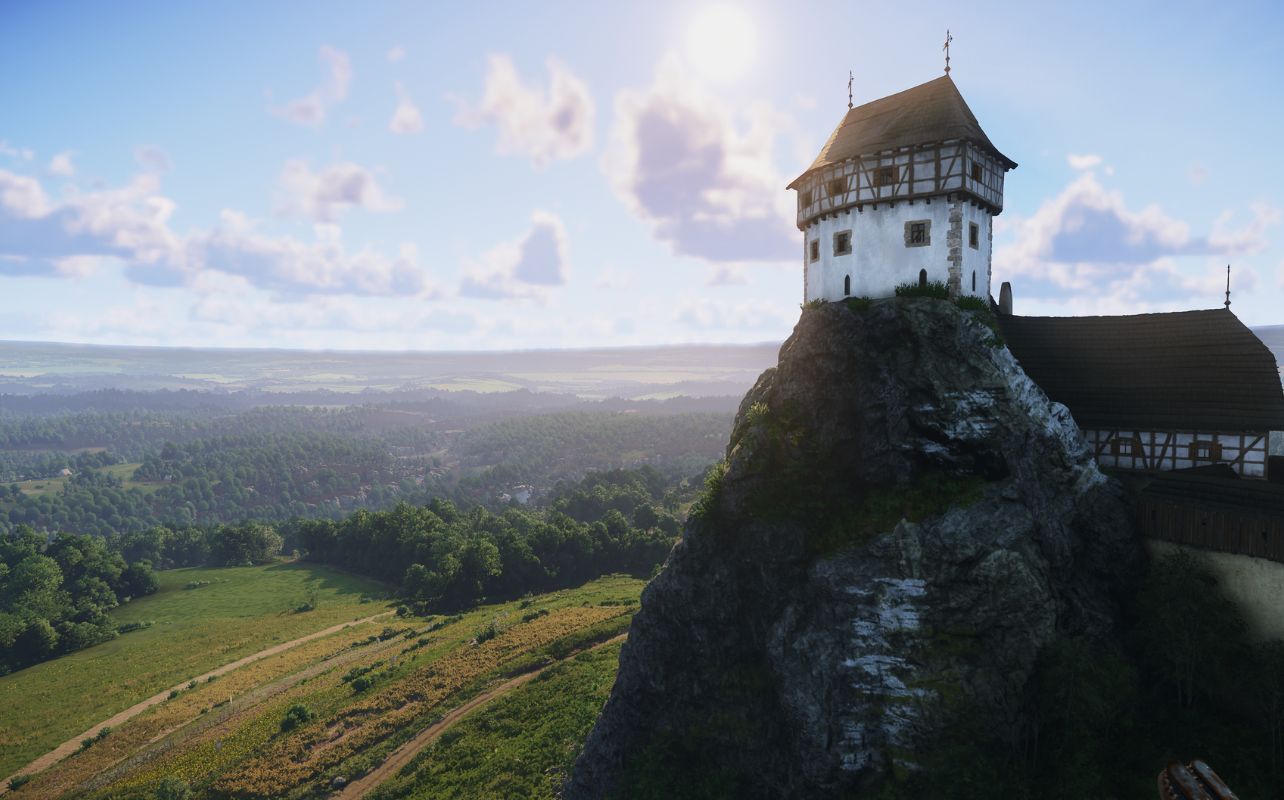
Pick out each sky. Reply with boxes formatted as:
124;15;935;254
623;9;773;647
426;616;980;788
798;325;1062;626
1;0;1282;351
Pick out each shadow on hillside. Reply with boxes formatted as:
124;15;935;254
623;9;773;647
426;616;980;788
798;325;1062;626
262;560;394;601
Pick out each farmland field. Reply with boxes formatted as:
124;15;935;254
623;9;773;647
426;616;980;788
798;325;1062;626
0;562;390;779
5;571;643;799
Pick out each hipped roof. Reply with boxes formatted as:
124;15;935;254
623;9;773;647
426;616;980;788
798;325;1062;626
788;74;1016;189
997;308;1284;432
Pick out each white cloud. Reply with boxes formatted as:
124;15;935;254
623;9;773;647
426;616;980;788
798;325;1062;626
48;151;75;177
387;45;406;62
674;297;793;333
460;211;570;299
0;170;178;272
388;82;425;135
706;265;750;286
995;172;1279;310
453;54;594;168
273;45;352;127
0;141;33;162
189;212;434;297
593;264;634;290
134;146;172;173
1066;153;1102;171
602;54;797;264
276;160;402;222
0;168;433;298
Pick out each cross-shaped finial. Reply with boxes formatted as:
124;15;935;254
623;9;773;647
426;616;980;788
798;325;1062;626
847;70;853;109
943;29;953;74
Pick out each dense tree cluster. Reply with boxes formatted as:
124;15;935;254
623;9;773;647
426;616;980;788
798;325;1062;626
291;467;689;611
0;528;157;674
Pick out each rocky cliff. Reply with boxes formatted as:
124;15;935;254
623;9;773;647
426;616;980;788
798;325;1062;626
566;298;1144;799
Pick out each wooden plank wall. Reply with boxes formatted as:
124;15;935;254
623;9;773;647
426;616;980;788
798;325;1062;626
1141;499;1284;562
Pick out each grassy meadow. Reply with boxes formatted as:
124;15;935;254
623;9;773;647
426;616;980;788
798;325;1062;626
9;573;643;799
0;562;390;778
16;463;163;496
370;641;624;800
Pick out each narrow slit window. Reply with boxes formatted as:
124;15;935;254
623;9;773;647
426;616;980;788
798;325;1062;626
969;222;979;249
809;240;820;262
843;275;851;296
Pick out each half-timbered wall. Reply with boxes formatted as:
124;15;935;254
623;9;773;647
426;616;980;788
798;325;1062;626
795;139;1004;303
794;140;1004;229
1086;428;1271;478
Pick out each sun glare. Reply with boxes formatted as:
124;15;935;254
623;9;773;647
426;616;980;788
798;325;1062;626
685;5;757;83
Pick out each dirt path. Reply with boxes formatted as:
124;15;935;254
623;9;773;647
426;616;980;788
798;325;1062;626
0;611;393;794
337;633;627;798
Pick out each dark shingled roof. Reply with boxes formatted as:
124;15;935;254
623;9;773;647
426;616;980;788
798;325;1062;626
997;308;1284;432
788;75;1016;188
1141;470;1284;516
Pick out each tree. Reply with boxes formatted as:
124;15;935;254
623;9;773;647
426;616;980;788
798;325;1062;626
1136;551;1245;707
119;560;159;599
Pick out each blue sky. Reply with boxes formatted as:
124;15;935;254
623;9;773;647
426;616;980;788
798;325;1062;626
1;0;1281;350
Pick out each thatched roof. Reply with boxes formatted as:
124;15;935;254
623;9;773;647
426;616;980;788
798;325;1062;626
998;308;1284;432
788;75;1016;189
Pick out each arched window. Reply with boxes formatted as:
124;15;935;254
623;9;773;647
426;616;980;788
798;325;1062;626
844;275;851;296
918;269;927;289
971;271;976;292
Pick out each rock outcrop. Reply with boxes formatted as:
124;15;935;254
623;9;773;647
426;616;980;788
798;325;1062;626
566;298;1143;798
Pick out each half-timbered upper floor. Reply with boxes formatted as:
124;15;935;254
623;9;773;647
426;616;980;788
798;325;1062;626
788;75;1016;230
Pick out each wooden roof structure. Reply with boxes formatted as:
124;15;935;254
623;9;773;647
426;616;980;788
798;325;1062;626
1141;466;1284;516
997;308;1284;432
788;75;1016;189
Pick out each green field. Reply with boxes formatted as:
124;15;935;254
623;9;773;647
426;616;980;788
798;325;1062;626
16;463;163;496
0;562;390;777
7;571;642;798
371;642;624;800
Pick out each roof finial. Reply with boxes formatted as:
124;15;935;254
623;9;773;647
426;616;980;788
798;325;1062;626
847;70;853;109
943;29;953;75
1225;264;1232;309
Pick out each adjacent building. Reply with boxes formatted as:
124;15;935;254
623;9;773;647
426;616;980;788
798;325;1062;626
998;308;1284;479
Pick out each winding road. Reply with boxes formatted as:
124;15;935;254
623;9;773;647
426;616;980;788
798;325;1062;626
0;611;392;795
337;633;627;798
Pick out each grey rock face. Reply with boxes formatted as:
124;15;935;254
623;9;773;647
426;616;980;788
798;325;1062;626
566;299;1142;799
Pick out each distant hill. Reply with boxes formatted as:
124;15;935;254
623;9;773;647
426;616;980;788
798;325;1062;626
0;340;780;399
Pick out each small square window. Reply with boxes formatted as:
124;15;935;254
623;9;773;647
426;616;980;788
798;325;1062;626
969;223;979;249
833;230;852;256
827;177;846;198
809;240;820;262
1112;436;1141;457
873;165;897;187
971;162;983;182
1190;441;1222;461
905;220;930;247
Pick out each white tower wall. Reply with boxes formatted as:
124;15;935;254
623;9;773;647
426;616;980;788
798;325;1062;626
803;200;993;302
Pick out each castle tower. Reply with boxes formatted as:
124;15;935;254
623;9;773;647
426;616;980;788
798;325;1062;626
789;75;1016;302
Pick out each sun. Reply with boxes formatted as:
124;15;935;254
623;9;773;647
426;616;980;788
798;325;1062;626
684;5;757;83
